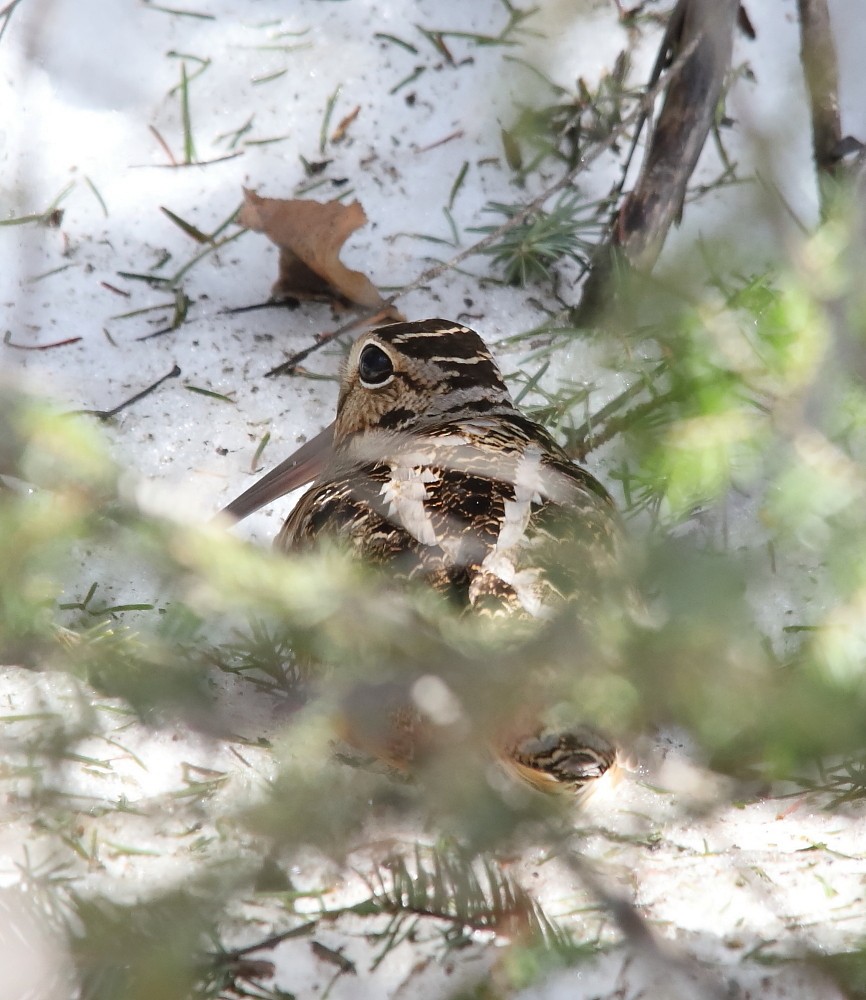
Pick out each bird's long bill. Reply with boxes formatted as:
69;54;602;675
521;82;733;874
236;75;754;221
217;422;335;523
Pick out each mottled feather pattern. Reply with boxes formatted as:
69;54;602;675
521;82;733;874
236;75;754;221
278;323;619;620
267;319;622;791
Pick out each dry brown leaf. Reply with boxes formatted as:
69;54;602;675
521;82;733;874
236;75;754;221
239;189;393;311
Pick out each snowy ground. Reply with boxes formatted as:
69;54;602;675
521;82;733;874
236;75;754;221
3;1;866;998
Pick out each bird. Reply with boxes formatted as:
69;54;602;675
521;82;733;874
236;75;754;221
222;318;624;794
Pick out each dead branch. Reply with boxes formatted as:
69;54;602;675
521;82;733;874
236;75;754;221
796;0;843;207
70;365;182;421
576;0;739;322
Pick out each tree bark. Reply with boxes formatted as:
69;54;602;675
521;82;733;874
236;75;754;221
796;0;843;212
576;0;739;323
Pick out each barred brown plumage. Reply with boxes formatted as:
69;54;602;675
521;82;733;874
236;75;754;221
223;318;625;794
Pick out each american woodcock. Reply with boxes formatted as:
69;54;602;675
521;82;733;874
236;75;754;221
223;318;623;794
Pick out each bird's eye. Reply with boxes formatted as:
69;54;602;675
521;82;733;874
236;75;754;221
357;343;394;387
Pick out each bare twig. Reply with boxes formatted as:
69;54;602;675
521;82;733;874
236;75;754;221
4;332;82;351
70;365;181;421
796;0;843;208
0;0;24;45
265;38;700;378
217;920;317;960
576;0;739;322
149;124;178;166
265;308;394;377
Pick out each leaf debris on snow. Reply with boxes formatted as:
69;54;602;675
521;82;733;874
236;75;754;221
238;189;402;318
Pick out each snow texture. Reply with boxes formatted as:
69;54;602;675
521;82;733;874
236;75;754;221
2;1;866;998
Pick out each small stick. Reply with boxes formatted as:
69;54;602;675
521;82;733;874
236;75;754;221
218;920;317;960
796;0;844;206
70;365;181;421
265;307;395;378
415;129;464;153
0;0;25;44
149;124;177;166
100;281;131;297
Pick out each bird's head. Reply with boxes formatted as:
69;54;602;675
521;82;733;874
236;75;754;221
333;319;515;445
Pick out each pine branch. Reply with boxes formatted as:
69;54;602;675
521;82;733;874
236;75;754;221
355;844;574;949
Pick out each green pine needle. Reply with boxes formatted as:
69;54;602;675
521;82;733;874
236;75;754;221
470;193;604;286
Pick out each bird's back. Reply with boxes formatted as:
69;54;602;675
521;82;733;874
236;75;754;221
278;407;619;619
252;318;625;792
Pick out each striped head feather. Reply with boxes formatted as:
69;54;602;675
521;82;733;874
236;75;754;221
333;319;518;444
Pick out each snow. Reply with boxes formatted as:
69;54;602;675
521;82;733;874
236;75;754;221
2;1;866;998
